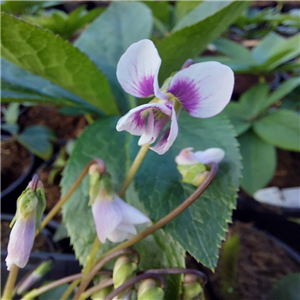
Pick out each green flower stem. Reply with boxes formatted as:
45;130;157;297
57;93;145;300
82;238;101;279
73;249;139;300
2;264;19;300
104;273;166;300
20;274;82;300
118;144;150;197
80;278;114;300
76;163;218;298
59;279;81;300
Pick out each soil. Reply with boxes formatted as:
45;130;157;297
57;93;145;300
269;149;300;189
18;105;88;140
203;221;300;300
1;141;31;191
1;220;52;253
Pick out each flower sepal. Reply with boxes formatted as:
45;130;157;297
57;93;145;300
177;163;207;187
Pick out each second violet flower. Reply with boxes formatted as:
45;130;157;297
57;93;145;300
116;39;234;155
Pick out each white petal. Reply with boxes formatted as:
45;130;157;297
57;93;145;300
117;39;162;98
6;217;35;270
92;198;123;244
175;147;199;165
167;62;234;118
150;104;179;155
116;103;171;136
138;109;155;146
114;197;150;225
116;223;137;235
194;148;225;164
107;229;134;243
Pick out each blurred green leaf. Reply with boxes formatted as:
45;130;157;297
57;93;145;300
221;103;252;136
213;38;254;62
1;123;19;135
156;1;249;82
1;13;118;115
3;103;20;124
239;130;276;195
254;109;300;152
38;284;72;300
268;273;300;300
173;1;200;26
74;2;152;115
17;125;56;160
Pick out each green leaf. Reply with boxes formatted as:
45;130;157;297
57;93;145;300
1;58;96;110
132;112;241;268
62;112;241;271
239;83;270;119
144;1;170;25
252;32;300;71
17;125;55;160
213;38;254;62
4;103;20;124
1;123;19;135
221;103;252;136
260;77;300;112
173;1;200;26
38;284;72;300
74;2;152;115
156;1;249;82
253;109;300;152
1;13;118;115
268;273;300;300
61;117;184;299
239;130;276;195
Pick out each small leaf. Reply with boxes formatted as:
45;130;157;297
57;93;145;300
239;130;276;195
17;125;56;160
1;123;19;135
1;13;118;115
253;109;300;152
4;103;20;124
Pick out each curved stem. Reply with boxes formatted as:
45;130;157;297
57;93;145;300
80;278;114;300
118;144;150;197
104;273;166;300
94;163;218;264
20;274;82;300
142;268;207;284
40;158;104;232
59;279;81;300
84;113;94;125
72;249;139;300
2;264;19;300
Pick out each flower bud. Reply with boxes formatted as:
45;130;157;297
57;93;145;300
181;274;203;300
176;147;225;187
6;178;46;271
113;256;137;288
15;259;53;295
138;279;164;300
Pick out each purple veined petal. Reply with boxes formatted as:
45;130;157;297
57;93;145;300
116;103;171;136
138;109;155;146
167;62;234;118
92;198;123;244
114;197;151;225
117;39;162;98
150;105;179;155
175;147;199;165
6;216;35;270
194;148;225;164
